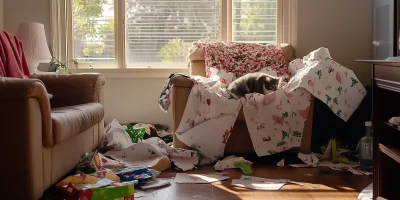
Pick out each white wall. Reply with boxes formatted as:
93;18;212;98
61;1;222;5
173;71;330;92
0;0;4;30
103;78;173;127
296;0;373;85
3;0;373;128
3;0;50;41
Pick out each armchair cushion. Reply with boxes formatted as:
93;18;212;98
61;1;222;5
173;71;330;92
52;102;104;144
31;73;105;108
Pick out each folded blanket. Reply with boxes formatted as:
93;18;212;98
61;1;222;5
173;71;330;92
0;30;30;78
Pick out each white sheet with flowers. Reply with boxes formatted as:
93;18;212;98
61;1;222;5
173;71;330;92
171;47;366;160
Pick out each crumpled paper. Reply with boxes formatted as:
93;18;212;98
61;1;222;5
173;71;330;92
105;135;200;172
104;119;134;150
277;153;319;168
214;155;252;171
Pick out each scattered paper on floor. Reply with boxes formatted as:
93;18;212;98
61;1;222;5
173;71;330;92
318;161;372;175
231;176;289;190
214;155;252;171
174;173;229;184
104;120;202;172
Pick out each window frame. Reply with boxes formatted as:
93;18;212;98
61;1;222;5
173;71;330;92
66;0;287;70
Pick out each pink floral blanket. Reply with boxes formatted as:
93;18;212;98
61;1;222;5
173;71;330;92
193;42;288;78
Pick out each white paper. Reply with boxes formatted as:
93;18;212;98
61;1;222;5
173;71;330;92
105;136;200;171
277;159;285;167
358;183;373;200
171;155;198;171
231;176;288;191
134;190;146;198
296;153;319;167
174;173;229;184
318;161;372;176
214;156;252;171
103;119;133;150
277;153;319;168
140;178;171;190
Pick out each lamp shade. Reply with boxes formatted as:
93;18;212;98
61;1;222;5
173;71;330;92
16;22;51;62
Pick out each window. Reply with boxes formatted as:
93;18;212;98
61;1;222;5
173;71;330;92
68;0;283;69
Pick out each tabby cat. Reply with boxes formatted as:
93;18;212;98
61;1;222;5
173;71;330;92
227;72;281;99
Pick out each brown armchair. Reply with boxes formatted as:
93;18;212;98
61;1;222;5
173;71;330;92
0;73;105;199
171;44;314;155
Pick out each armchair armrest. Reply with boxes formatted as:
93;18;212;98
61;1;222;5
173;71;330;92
0;77;53;147
0;78;53;199
31;73;105;108
172;76;194;88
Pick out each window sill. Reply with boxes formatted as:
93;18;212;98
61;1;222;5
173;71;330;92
69;68;190;78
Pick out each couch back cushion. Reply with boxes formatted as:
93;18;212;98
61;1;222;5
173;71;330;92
188;43;294;76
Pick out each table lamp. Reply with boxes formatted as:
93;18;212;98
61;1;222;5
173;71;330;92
16;22;52;74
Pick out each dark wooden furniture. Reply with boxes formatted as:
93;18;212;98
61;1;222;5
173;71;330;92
357;60;400;200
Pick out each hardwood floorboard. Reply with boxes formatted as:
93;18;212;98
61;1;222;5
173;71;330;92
136;164;372;200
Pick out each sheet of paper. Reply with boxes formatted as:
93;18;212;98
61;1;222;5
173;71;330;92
214;156;253;171
358;183;373;200
104;119;133;150
277;153;319;168
174;173;229;184
231;176;289;190
296;153;319;167
140;178;171;190
134;190;146;198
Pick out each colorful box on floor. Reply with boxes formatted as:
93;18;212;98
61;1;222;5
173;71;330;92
114;168;153;185
63;181;134;200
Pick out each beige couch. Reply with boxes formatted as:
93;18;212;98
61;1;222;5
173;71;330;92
0;73;105;199
171;44;314;154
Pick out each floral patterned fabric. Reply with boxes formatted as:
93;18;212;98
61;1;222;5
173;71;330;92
159;47;366;160
193;42;288;78
159;73;190;112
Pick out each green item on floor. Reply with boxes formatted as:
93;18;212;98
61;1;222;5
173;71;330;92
331;139;353;164
235;161;253;175
125;125;146;143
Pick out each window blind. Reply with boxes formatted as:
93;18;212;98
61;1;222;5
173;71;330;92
125;0;220;67
232;0;278;43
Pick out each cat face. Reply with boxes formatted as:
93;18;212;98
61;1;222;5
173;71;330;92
264;76;280;91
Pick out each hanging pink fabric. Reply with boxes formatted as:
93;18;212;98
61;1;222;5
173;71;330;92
0;30;30;78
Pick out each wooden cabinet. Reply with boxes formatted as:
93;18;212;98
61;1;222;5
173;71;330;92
358;60;400;199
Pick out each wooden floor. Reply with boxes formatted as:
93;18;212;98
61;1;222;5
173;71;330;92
136;164;372;200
